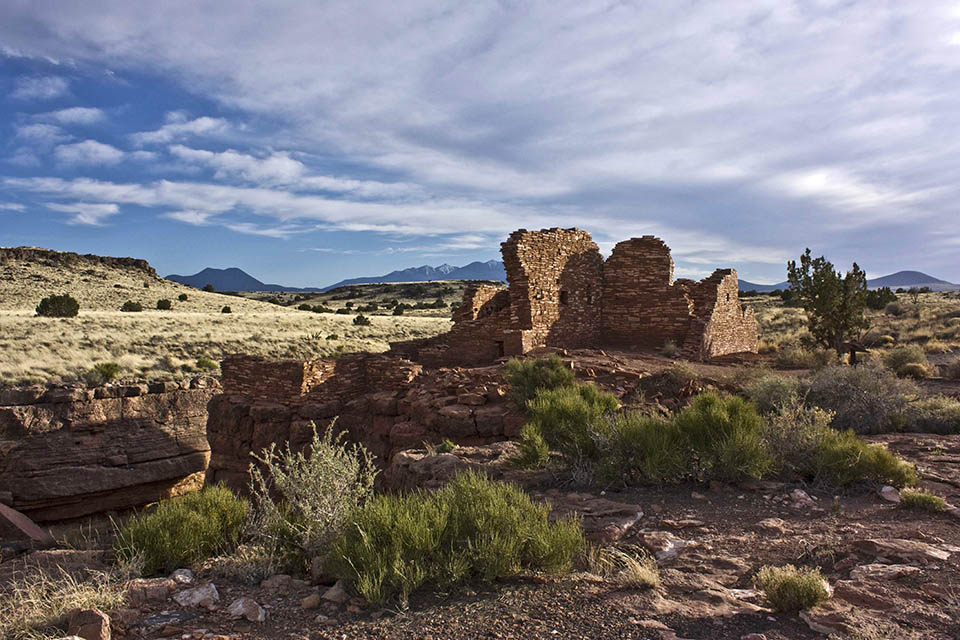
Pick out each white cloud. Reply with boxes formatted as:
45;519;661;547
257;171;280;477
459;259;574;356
14;123;70;147
45;202;119;225
39;107;106;125
12;76;69;100
53;140;125;165
131;116;230;145
0;202;26;211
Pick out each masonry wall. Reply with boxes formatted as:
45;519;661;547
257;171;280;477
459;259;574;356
501;228;603;350
681;270;759;359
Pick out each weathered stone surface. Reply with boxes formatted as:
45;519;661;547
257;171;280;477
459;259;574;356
126;577;176;606
322;581;350;604
0;502;54;547
68;608;111;640
853;538;952;563
227;597;266;622
0;387;215;521
173;582;219;607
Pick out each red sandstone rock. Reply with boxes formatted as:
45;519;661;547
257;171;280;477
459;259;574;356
0;502;54;547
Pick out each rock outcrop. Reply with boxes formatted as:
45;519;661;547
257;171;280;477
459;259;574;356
0;381;216;521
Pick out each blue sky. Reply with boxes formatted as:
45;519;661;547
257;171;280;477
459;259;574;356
2;1;960;288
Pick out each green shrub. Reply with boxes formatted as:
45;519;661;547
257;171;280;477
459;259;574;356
527;383;619;463
673;392;773;481
743;374;801;414
353;313;371;326
435;439;456;454
884;301;905;316
593;412;687;484
156;298;172;310
883;346;929;377
900;489;948;512
93;362;121;382
35;293;80;318
196;357;218;372
866;287;898;311
765;399;833;480
115;485;248;574
805;365;918;434
203;284;215;292
903;396;960;434
248;422;377;571
328;471;583;605
756;565;830;611
899;362;930;379
503;356;576;407
811;428;916;487
511;424;551;469
776;345;834;369
178;293;188;301
120;300;143;312
221;305;232;314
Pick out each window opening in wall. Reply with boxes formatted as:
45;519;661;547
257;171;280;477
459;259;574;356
726;293;731;302
495;341;505;357
559;290;569;305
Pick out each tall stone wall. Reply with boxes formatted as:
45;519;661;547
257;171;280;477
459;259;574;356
501;228;604;351
0;381;216;522
680;270;759;359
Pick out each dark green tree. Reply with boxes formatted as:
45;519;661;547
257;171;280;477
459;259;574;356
36;293;80;317
786;249;868;358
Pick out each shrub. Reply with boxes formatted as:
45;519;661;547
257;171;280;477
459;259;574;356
903;396;960;434
35;293;80;318
866;287;898;310
503;355;576;407
435;439;457;454
298;303;312;311
196;357;218;371
885;301;905;316
660;340;678;358
943;360;960;380
328;471;583;605
805;365;918;434
900;489;948;512
156;298;172;310
589;546;661;590
511;424;551;469
765;399;834;479
203;284;215;292
743;374;801;414
593;412;687;484
178;293;189;301
756;565;830;611
353;313;371;326
899;362;930;379
115;485;248;574
392;304;407;315
776;345;834;369
120;300;143;312
89;362;121;384
673;392;773;481
248;422;377;571
527;383;619;463
221;305;232;314
883;346;929;377
811;428;916;487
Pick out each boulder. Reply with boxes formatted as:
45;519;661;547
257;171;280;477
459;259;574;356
172;582;219;607
0;503;54;548
227;597;266;622
322;581;350;604
68;608;111;640
126;578;175;606
853;538;951;564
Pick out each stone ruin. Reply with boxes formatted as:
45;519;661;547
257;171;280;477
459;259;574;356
391;228;758;365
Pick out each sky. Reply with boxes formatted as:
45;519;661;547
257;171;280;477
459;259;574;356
1;1;960;288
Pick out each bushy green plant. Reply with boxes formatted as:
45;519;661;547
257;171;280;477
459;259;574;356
866;287;898;311
91;362;121;382
353;313;371;326
527;383;619;463
903;396;960;434
673;392;773;481
178;293;188;301
811;428;916;487
503;356;576;407
883;346;929;377
593;412;686;484
248;421;378;571
776;344;834;369
511;424;551;469
120;300;143;312
805;365;918;434
203;284;215;292
221;305;232;314
743;374;801;414
898;362;930;379
756;565;830;611
115;485;248;574
900;489;948;512
885;301;904;316
328;471;583;605
435;439;456;454
156;298;172;310
35;293;80;318
196;357;218;371
765;399;834;479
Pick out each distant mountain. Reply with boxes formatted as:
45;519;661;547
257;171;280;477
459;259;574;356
165;267;322;292
738;270;959;293
321;260;507;291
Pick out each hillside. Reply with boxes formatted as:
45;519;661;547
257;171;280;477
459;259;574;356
0;247;290;313
166;267;323;293
739;270;959;293
321;260;507;290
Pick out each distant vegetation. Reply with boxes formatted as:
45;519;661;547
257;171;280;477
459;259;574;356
35;293;79;318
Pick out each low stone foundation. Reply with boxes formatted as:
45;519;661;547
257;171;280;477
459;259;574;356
0;380;217;522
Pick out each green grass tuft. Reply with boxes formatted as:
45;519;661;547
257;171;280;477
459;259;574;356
900;488;948;512
756;564;830;611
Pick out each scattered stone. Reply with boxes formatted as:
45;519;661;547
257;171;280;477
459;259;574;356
849;563;922;581
788;489;816;510
322;581;351;604
660;518;705;529
799;607;850;636
741;635;767;640
227;597;266;622
638;531;691;561
853;538;951;564
833;580;897;610
173;583;220;608
755;518;786;534
879;486;901;503
68;608;111;640
170;569;196;585
126;578;176;605
690;492;707;500
301;593;322;610
260;574;292;591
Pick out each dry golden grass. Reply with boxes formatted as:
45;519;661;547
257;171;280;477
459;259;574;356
0;310;450;386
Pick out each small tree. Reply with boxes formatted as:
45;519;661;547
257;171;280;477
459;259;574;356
203;284;215;292
156;298;172;310
36;293;80;317
121;300;143;312
221;305;232;314
178;293;189;301
786;249;868;358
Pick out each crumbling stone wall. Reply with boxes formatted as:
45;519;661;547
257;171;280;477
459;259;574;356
679;270;758;359
0;381;216;522
207;355;523;491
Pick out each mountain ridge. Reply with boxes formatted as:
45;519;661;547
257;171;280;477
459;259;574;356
739;270;959;293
